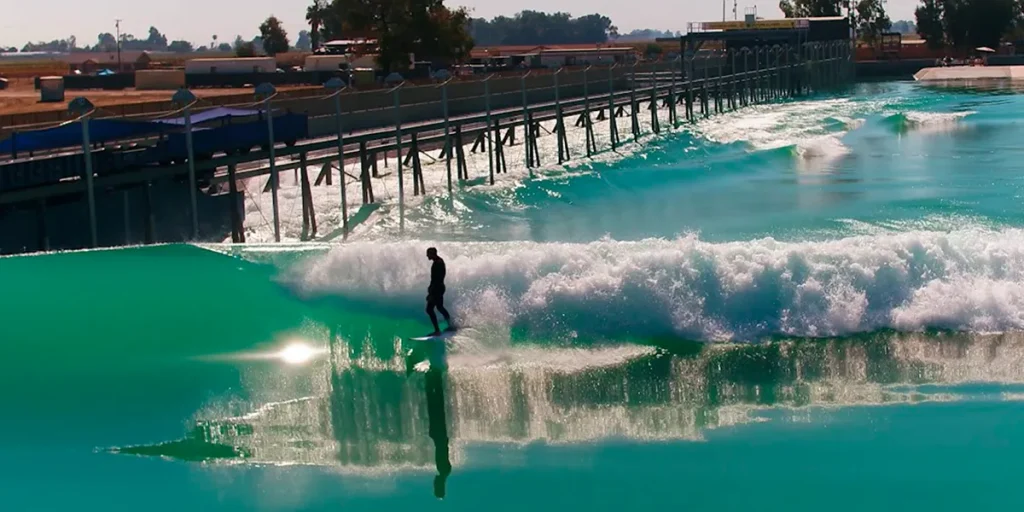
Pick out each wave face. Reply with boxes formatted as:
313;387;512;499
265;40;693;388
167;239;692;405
281;226;1024;341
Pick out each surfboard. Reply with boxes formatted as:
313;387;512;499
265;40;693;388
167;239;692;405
409;329;459;342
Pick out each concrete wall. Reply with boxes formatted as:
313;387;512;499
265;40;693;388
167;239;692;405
0;180;236;254
855;59;934;79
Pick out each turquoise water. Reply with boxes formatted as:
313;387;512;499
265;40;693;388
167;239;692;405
4;81;1024;510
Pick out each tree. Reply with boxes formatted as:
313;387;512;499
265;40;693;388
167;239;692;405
306;0;327;50
891;20;917;34
857;0;892;44
95;32;117;52
469;11;619;46
324;0;475;71
296;30;312;51
235;41;257;57
147;26;168;49
914;0;1018;51
217;42;233;52
21;39;73;52
259;16;289;56
916;0;944;49
779;0;843;17
168;40;194;52
617;29;678;42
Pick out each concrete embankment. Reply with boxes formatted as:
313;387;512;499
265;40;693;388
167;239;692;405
913;65;1024;81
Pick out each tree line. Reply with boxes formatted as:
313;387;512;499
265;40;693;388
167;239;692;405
915;0;1023;50
778;0;893;43
780;0;1024;50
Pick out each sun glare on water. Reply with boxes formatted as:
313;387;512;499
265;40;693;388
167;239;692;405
278;342;319;365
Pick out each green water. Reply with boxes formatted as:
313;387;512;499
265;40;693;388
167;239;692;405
4;81;1024;510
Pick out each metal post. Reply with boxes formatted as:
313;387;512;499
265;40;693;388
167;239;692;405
555;69;564;163
485;76;494;185
608;64;618;150
82;117;97;247
178;101;199;240
333;92;348;236
265;98;280;242
70;98;98;248
443;79;453;193
521;71;532;177
393;85;404;232
583;65;592;157
255;82;280;242
670;57;678;127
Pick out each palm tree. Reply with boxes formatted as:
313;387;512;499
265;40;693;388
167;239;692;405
306;1;327;51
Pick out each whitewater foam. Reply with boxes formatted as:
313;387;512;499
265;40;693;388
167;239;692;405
279;226;1024;341
883;110;975;134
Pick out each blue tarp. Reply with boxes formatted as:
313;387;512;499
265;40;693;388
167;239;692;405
0;119;170;155
152;107;266;126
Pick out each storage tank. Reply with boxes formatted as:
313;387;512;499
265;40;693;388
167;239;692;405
184;57;276;74
39;76;65;102
135;69;186;90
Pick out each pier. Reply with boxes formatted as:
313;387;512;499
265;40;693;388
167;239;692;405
0;39;853;254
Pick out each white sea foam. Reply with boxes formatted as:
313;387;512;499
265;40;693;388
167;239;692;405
279;227;1024;341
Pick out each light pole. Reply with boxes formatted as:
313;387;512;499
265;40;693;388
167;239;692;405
172;88;199;239
325;77;348;236
69;97;98;248
115;19;122;72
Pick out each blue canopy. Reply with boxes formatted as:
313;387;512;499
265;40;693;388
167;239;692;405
0;119;170;155
153;107;266;126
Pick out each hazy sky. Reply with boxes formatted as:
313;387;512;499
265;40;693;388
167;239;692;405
1;0;922;49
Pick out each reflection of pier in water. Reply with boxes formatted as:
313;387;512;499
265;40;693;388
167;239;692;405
118;332;1024;473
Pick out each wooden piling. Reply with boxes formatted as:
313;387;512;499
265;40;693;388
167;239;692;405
411;133;425;195
454;125;468;181
493;119;507;174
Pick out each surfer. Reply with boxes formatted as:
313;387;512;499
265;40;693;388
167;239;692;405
425;247;453;336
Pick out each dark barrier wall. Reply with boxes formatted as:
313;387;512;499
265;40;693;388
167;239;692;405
184;71;343;88
62;74;135;90
855;59;934;79
0;179;236;254
45;71;345;91
985;55;1024;66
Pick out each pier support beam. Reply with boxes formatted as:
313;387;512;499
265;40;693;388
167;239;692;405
227;164;244;243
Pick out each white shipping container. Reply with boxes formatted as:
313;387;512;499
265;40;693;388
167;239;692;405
304;54;378;71
184;57;276;74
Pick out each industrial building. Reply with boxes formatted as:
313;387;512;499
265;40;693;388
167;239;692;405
683;15;851;52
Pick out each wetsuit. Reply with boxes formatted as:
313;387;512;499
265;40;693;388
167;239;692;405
426;257;451;333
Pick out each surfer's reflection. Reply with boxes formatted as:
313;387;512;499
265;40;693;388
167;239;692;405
407;340;452;498
426;367;452;498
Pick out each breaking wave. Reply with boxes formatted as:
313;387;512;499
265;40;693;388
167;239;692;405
883;111;974;133
280;226;1024;342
